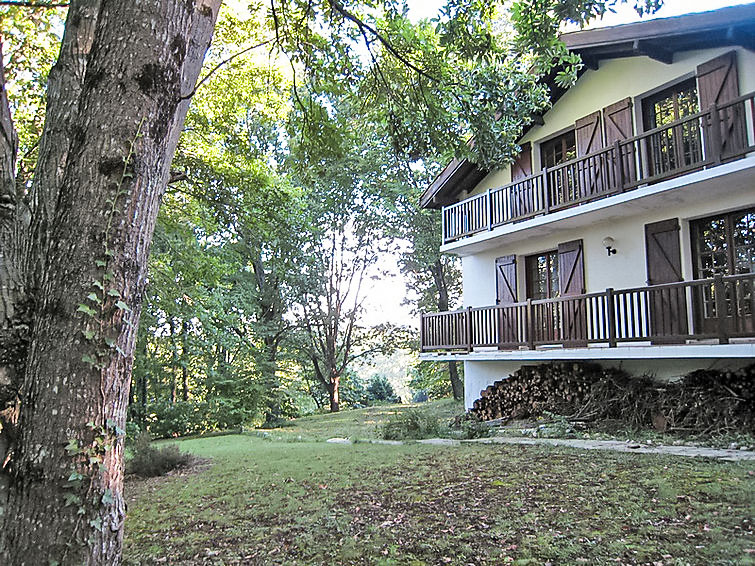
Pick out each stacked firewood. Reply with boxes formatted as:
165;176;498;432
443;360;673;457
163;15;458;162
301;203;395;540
471;362;755;434
471;362;620;422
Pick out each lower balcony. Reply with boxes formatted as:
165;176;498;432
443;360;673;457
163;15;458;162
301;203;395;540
420;273;755;355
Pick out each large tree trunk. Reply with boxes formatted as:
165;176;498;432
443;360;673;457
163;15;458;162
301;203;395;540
0;1;220;563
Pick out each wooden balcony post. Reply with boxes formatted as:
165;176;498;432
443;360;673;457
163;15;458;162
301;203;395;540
613;141;624;192
708;102;723;165
714;274;729;344
487;188;493;230
605;288;617;347
526;298;535;350
542;168;550;214
419;314;426;352
466;306;473;352
441;208;447;244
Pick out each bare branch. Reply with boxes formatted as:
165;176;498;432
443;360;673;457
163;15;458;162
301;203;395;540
180;38;275;101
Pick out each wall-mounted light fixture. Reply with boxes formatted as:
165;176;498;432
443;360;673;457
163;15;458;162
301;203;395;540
602;236;617;256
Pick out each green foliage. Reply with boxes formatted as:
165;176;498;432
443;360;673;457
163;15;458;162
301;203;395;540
0;5;64;181
338;371;369;409
366;375;399;403
130;5;306;434
143;401;205;439
409;361;454;400
126;433;193;478
381;408;443;440
142;393;265;439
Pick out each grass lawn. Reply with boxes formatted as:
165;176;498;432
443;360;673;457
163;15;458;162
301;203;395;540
124;403;754;565
255;399;463;441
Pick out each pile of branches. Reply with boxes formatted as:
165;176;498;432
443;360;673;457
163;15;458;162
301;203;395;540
471;362;755;435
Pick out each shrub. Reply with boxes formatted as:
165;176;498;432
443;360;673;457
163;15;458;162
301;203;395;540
125;421;143;444
451;412;491;439
126;432;193;477
144;400;207;438
381;409;443;440
366;375;400;403
412;390;429;403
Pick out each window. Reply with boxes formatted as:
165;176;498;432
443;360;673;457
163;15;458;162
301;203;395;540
541;131;578;206
526;251;560;300
525;250;561;342
643;79;699;130
642;79;702;174
693;208;755;278
691;208;755;331
540;130;576;169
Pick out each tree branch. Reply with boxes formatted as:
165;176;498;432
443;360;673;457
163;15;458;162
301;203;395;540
327;0;438;84
180;38;275;101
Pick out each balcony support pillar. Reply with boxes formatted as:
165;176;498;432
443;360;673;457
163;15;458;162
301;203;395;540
487;188;493;230
466;306;473;352
714;274;729;344
542;168;550;215
526;299;535;350
708;102;723;165
613;141;624;192
606;288;617;347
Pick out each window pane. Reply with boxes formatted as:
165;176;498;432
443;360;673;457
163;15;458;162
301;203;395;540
733;211;755;274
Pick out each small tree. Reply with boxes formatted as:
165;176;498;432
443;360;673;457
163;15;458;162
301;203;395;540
367;375;399;403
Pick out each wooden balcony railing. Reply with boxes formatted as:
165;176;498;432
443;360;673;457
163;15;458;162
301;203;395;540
442;92;755;244
420;273;755;352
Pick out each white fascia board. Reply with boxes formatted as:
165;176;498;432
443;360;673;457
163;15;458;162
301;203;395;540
419;342;755;362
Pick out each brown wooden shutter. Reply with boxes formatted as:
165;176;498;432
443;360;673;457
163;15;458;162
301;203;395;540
510;142;532;181
558;240;585;295
644;219;688;342
495;255;517;305
697;51;745;158
697;51;739;109
602;97;636;186
558;240;587;345
575;111;606;196
510;143;534;220
575;111;603;156
645;219;682;285
495;255;519;346
603;98;633;144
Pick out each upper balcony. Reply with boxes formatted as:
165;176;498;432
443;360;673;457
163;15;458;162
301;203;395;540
441;92;755;246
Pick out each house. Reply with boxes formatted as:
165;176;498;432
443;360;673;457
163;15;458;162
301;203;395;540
417;4;755;410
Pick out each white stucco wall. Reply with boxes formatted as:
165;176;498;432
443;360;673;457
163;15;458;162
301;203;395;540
460;176;754;307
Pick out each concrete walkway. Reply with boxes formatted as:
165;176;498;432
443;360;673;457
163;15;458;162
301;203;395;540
327;436;755;461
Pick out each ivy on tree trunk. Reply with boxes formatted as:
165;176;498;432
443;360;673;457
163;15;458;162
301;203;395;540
0;1;220;563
